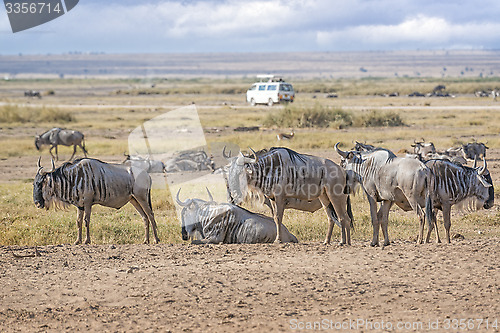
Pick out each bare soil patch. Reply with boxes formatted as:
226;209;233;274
0;239;499;332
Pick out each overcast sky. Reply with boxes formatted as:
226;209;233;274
1;0;500;54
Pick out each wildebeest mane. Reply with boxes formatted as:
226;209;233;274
266;147;308;164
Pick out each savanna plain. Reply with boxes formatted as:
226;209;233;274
0;70;499;331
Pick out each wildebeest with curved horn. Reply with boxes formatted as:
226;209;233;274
35;128;88;161
176;188;298;244
224;146;352;245
424;158;494;243
33;157;160;244
335;142;433;246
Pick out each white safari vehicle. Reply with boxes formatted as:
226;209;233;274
246;75;295;106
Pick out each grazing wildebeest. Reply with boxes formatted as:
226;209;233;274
25;90;42;98
176;189;298;244
225;147;352;245
122;154;165;173
462;142;488;161
35;128;88;161
424;158;494;243
335;143;433;246
33;158;160;244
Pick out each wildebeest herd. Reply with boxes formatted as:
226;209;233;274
32;127;494;246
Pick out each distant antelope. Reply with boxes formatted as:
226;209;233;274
277;130;294;141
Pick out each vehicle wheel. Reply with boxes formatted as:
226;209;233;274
268;98;274;107
250;98;256;106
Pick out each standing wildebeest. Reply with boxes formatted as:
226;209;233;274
33;158;160;244
424;158;494;243
222;147;326;215
462;142;488;161
225;147;352;245
176;189;298;244
35;128;88;161
335;143;433;246
411;140;436;156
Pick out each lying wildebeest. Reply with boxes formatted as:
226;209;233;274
176;189;298;244
122;153;165;173
462;142;488;161
424;158;494;243
224;146;352;245
336;143;433;246
35;128;88;161
33;158;160;244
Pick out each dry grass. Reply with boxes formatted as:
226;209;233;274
0;76;499;245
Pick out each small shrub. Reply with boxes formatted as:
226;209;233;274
264;104;352;129
356;110;405;127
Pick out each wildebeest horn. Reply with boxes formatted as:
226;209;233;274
248;147;258;163
206;187;214;202
37;156;42;169
222;146;232;159
50;159;55;173
473;156;478;169
335;142;349;158
478;158;487;176
175;188;192;207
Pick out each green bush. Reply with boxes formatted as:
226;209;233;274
264;104;352;129
356;110;406;127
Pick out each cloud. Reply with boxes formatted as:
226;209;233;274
316;14;500;50
1;0;500;53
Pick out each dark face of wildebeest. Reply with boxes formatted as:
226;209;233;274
472;159;494;210
462;142;488;160
176;188;215;241
33;158;55;209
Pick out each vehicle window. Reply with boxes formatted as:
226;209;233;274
258;85;266;91
280;84;290;91
248;85;257;91
267;85;277;91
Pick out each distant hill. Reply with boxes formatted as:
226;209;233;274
1;50;500;79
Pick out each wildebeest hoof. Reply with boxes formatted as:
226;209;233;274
74;240;82;245
84;239;91;245
370;242;379;247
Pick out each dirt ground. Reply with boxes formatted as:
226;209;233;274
1;240;499;332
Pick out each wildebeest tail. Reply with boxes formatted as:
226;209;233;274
425;174;434;231
147;187;153;211
82;136;88;155
327;203;342;229
347;195;354;231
